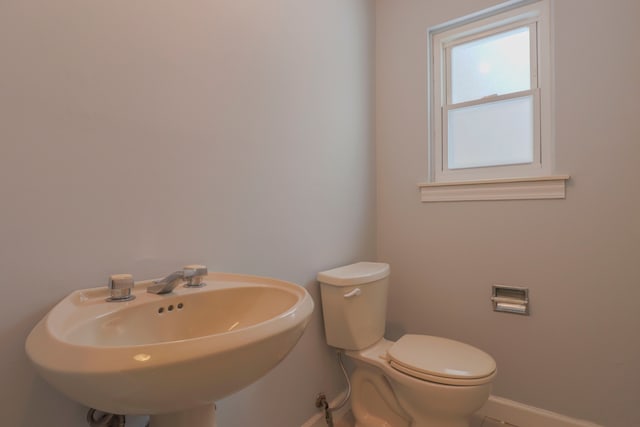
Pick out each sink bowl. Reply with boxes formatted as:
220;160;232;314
25;272;314;420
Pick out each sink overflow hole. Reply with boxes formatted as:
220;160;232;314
157;303;184;314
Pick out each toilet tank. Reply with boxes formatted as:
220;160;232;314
317;262;390;350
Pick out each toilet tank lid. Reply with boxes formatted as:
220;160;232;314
317;262;390;286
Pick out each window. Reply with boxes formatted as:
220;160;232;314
447;25;536;171
422;0;568;201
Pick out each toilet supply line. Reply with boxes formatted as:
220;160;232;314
315;351;352;427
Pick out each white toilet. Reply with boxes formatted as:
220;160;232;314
318;262;496;427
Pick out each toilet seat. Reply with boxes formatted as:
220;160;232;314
387;334;496;386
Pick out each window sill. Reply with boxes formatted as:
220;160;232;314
418;175;570;202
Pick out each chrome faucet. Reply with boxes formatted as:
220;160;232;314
147;265;208;295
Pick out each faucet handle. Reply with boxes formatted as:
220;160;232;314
107;274;135;302
183;264;208;275
183;265;208;287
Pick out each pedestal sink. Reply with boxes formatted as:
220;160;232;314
25;272;314;426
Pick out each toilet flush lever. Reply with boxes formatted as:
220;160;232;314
343;288;362;298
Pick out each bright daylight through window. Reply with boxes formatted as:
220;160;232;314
447;25;535;170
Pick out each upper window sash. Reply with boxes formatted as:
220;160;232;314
443;21;539;107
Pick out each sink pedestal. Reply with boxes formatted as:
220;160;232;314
149;404;216;427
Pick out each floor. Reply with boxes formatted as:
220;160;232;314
334;411;518;427
472;416;518;427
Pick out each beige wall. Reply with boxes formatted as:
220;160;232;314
0;1;375;426
5;0;639;425
375;1;640;426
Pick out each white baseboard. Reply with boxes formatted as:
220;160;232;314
301;391;350;427
476;395;603;427
300;393;602;427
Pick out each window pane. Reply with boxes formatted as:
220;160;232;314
451;26;531;104
447;95;534;170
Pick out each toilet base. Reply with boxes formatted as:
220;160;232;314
388;361;491;427
349;366;485;427
350;365;411;427
345;339;492;427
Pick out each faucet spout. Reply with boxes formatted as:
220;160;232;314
147;265;208;294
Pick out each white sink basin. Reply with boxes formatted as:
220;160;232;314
25;272;314;421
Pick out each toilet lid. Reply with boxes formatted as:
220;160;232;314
387;335;496;386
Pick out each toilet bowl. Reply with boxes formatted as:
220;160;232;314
318;262;496;427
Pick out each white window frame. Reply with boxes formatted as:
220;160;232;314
421;0;569;201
